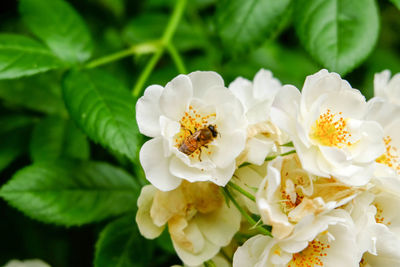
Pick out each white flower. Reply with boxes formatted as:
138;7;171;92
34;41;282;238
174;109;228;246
345;191;400;266
366;97;400;178
136;71;247;191
136;182;241;266
256;154;360;239
230;69;290;166
271;69;385;186
374;70;400;105
3;260;51;267
233;209;360;267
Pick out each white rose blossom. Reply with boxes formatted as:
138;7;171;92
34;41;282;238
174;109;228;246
3;260;51;267
271;69;385;186
374;70;400;105
256;154;360;239
136;182;241;266
229;69;290;166
346;190;400;266
233;209;360;267
136;71;247;191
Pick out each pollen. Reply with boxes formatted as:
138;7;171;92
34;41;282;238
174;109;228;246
376;136;400;174
288;239;330;266
310;109;352;148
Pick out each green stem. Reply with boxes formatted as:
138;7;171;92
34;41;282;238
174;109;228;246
85;41;160;69
228;181;256;202
132;0;187;97
204;260;216;267
167;42;187;74
222;187;271;236
239;150;296;168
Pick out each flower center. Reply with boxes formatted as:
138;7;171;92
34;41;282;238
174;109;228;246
310;109;352;147
376;136;400;174
174;105;216;158
288;239;330;266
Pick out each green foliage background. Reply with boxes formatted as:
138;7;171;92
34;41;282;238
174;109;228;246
0;0;399;266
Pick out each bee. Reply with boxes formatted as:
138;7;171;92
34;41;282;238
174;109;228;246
179;125;218;157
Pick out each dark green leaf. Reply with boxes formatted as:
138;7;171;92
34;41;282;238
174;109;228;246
0;114;36;135
19;0;93;63
30;116;90;162
62;69;141;162
0;72;67;116
94;214;155;267
0;160;140;226
0;125;32;172
294;0;380;75
216;0;291;52
0;34;63;79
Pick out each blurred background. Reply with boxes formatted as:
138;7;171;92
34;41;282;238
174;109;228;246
0;0;399;266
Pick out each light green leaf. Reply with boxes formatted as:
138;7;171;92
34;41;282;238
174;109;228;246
0;72;67;116
30;116;90;162
0;160;140;226
0;34;63;79
294;0;380;75
94;215;155;267
19;0;93;63
216;0;291;52
390;0;400;9
62;69;141;162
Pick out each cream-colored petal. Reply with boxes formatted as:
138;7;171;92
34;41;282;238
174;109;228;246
136;85;163;137
136;185;165;239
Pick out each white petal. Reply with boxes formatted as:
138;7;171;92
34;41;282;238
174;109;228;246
136;185;165;239
229;76;254;111
188;71;225;99
272;84;301;121
172;221;220;266
140;138;182;191
210;131;246;168
374;70;391;98
245;136;276;165
233;235;275;267
195;201;241;247
160;74;193;121
136;85;163;137
253;69;281;100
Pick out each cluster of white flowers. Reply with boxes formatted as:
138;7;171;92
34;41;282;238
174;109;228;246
135;68;400;267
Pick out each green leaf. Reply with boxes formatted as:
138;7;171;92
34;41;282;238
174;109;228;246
0;114;35;172
293;0;380;75
19;0;93;63
0;160;140;226
94;215;155;267
216;0;291;52
62;69;141;162
30;116;90;162
390;0;400;9
0;34;63;79
0;72;67;116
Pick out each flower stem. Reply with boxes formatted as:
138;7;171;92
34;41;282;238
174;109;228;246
167;42;187;74
132;0;187;97
85;41;160;69
228;181;256;202
222;187;271;236
238;150;296;168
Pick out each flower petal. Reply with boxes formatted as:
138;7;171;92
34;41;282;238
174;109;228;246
140;137;182;191
136;85;163;137
136;185;165;239
188;71;225;98
160;74;193;121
